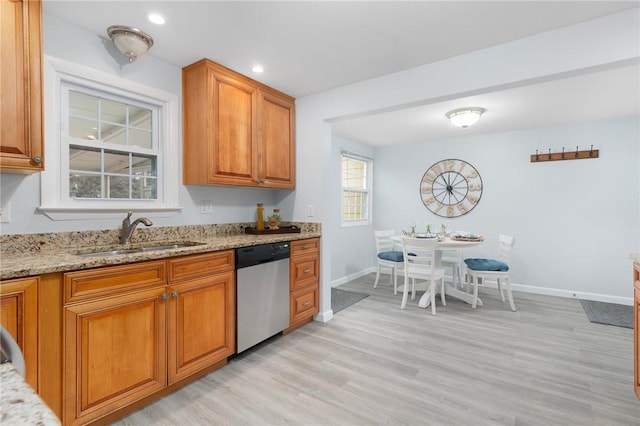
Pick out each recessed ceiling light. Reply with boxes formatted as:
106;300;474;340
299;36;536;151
251;65;264;73
148;14;165;25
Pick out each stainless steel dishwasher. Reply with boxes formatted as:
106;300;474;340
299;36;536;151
235;242;290;353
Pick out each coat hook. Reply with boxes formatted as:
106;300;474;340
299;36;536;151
548;148;551;160
561;147;565;159
589;144;594;157
575;145;579;158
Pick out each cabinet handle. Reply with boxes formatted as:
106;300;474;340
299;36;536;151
303;245;310;249
304;269;311;274
161;293;168;300
303;301;311;306
254;178;261;184
32;156;42;164
172;291;178;298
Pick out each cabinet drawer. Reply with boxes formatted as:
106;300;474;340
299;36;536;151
290;238;319;257
64;261;166;304
168;250;234;283
290;255;319;291
290;284;318;325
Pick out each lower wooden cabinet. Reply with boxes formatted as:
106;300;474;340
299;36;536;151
286;238;320;331
62;251;235;425
63;287;167;425
634;262;639;400
167;253;235;384
0;277;38;389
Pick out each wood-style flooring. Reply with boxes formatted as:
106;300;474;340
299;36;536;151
114;273;640;425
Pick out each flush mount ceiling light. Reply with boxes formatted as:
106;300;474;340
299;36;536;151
446;107;486;128
107;25;154;63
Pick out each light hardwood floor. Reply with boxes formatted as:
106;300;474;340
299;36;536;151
114;273;640;425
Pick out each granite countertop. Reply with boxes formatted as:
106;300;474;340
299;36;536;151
0;363;60;425
0;223;321;280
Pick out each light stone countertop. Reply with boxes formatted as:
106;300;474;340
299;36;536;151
0;363;60;425
0;228;321;280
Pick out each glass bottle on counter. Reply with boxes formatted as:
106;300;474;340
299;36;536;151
256;203;265;230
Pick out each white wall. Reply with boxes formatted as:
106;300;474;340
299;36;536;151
293;9;640;319
371;117;639;302
0;15;285;235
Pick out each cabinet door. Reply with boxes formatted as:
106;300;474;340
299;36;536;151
258;90;295;189
167;270;235;384
0;0;43;172
211;71;258;185
64;288;167;425
0;277;38;388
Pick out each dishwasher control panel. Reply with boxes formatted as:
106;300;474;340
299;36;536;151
235;242;290;269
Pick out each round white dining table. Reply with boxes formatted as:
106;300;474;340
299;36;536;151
390;235;485;309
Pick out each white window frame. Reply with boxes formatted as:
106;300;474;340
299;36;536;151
40;56;181;220
341;151;373;227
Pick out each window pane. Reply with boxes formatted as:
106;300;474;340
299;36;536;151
342;157;366;189
102;124;126;145
133;177;157;200
69;117;98;140
130;106;152;130
70;173;101;198
69;91;97;119
69;146;101;172
106;175;130;199
101;99;127;125
132;154;156;177
130;128;152;149
104;150;130;174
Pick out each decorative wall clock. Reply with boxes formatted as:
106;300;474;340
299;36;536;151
420;159;483;218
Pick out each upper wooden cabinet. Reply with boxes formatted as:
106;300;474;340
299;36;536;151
182;59;295;189
0;0;44;173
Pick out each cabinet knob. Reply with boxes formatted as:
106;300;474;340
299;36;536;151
303;301;311;306
161;293;168;300
304;269;311;274
172;291;178;298
32;156;42;164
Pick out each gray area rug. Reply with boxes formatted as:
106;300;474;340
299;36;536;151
579;299;633;329
332;288;369;314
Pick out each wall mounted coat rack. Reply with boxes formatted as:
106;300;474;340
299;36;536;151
530;145;599;163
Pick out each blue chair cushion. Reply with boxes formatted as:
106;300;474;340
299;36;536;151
464;258;509;272
378;251;403;262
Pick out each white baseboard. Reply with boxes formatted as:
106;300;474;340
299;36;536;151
331;267;376;287
331;271;634;306
314;309;334;323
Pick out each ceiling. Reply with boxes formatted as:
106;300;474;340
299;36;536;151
43;1;640;147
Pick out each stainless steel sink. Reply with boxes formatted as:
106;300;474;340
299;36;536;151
76;241;206;257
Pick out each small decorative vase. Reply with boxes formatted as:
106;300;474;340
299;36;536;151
268;217;280;229
268;208;281;229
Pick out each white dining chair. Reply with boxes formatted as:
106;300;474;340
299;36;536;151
400;236;446;315
464;234;516;311
373;230;404;294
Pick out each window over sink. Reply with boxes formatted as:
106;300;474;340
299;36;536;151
39;57;180;220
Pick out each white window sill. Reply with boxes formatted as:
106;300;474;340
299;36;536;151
37;206;182;221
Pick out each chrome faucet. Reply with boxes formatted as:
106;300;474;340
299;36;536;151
120;211;153;244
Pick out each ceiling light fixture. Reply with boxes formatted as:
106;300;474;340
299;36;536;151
107;25;154;63
251;65;264;73
147;14;166;25
446;107;486;128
